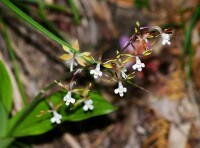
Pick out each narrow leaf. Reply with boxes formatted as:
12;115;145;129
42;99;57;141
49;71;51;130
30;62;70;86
0;100;8;138
1;0;76;52
0;60;13;112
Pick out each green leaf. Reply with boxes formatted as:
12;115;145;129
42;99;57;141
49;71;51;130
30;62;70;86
0;19;27;106
9;91;116;137
0;60;13;112
0;100;8;138
62;92;116;121
0;138;14;148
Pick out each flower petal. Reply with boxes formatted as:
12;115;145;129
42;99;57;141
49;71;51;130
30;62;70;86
72;39;80;51
119;93;124;97
65;102;70;106
56;119;61;124
99;71;103;77
141;63;145;67
59;54;73;61
76;57;87;67
62;45;72;53
89;105;94;110
90;70;95;74
132;64;137;70
114;89;119;94
50;117;56;123
138;67;142;71
83;105;88;111
70;98;75;104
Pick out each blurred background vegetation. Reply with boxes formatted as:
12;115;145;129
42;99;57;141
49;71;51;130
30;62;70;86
0;0;200;147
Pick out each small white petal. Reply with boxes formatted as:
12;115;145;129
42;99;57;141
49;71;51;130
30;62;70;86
94;74;98;79
50;117;56;123
87;100;93;104
70;98;75;104
83;105;88;111
90;70;95;74
89;105;94;110
114;89;119;94
65;102;70;106
132;65;137;70
56;120;61;124
141;63;145;68
119;93;124;97
99;71;103;77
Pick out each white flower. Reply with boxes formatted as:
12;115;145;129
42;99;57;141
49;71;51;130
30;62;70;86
132;56;145;71
121;68;127;79
161;33;171;45
114;82;127;97
83;99;94;111
63;91;75;106
90;63;102;79
50;111;62;124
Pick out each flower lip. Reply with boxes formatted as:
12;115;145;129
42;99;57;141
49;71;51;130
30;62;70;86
121;68;127;79
63;91;76;106
114;82;127;97
132;56;145;71
50;111;62;124
83;99;94;111
90;63;102;79
161;33;171;45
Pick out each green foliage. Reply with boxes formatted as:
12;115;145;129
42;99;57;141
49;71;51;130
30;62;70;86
0;60;13;112
0;138;14;148
0;20;27;106
182;5;200;80
9;91;116;137
0;100;9;138
135;0;150;9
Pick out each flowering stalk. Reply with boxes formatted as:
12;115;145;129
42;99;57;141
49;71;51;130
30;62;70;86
25;21;173;125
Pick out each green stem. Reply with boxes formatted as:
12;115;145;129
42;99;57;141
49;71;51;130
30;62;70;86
127;80;153;95
0;19;28;106
1;0;76;52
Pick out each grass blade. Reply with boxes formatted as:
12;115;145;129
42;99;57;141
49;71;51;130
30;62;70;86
1;0;76;52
